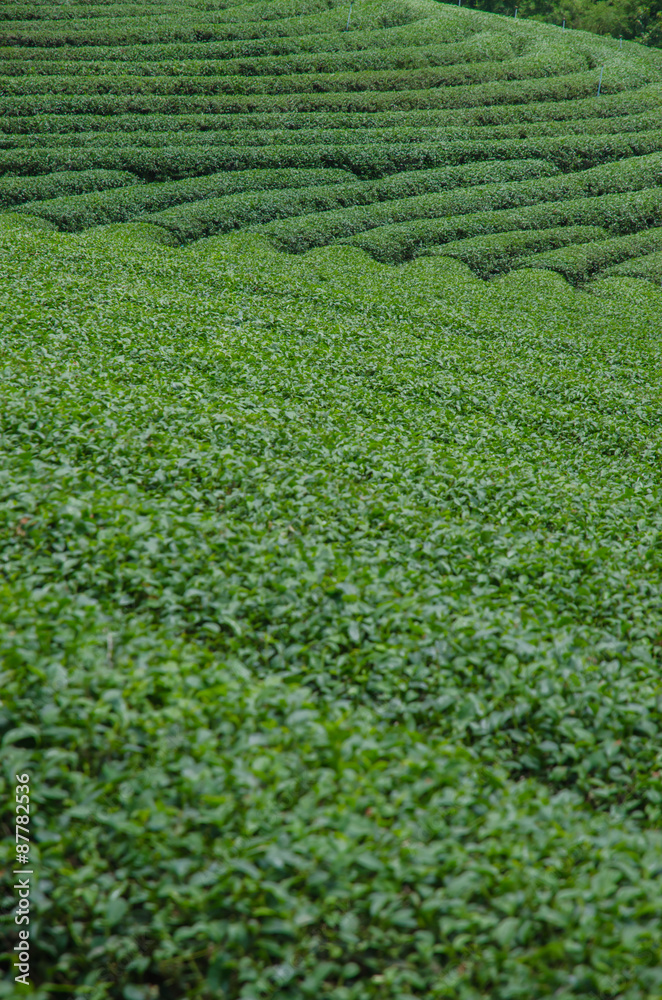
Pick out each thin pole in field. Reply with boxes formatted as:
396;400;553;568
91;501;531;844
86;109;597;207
346;2;352;30
597;65;604;95
562;18;565;28
514;6;518;16
619;35;623;48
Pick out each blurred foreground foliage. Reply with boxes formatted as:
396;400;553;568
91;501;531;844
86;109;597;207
2;214;662;996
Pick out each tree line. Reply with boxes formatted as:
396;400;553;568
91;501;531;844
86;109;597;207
443;0;662;46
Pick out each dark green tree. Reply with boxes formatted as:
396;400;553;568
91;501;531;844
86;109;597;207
436;0;662;44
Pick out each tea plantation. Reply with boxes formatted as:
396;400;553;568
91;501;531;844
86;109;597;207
3;1;662;998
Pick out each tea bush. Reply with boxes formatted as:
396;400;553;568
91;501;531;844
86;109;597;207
0;12;479;61
419;223;609;276
0;167;137;208
605;250;662;282
13;167;353;230
0;69;650;116
140;159;555;242
7;107;662;151
6;129;662;182
514;226;662;283
340;186;662;260
4;0;662;996
0;34;518;78
264;152;662;254
3;84;661;136
3;215;662;998
0;50;593;97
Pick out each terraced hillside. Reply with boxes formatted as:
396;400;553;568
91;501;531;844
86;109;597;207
2;0;662;282
4;2;662;1000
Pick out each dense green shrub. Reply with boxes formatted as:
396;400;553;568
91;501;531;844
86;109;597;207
0;13;482;60
7;108;662;152
0;67;653;115
3;84;661;134
13;167;352;230
514;225;662;282
0;0;425;46
338;186;662;260
264;151;662;253
4;211;662;995
5;2;662;996
420;223;609;275
0;167;137;208
4;130;662;181
0;34;518;78
603;249;662;281
432;0;662;47
0;51;592;97
136;159;555;243
0;1;196;20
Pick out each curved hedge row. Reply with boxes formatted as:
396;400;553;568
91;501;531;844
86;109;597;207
420;224;609;276
12;166;354;230
2;0;662;283
604;250;662;282
0;14;484;59
16;157;550;238
3;85;660;134
513;225;662;283
4;130;662;181
0;35;519;78
0;52;593;97
0;2;188;21
258;150;662;254
0;0;427;46
8;109;662;152
0;69;652;116
0;167;137;208
337;186;662;261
